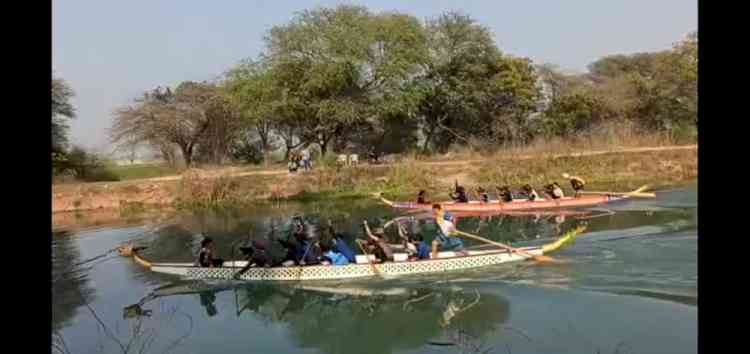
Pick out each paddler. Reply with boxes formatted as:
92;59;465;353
235;227;289;278
324;220;356;263
476;187;490;203
562;173;586;196
431;204;466;259
521;184;540;201
360;220;394;262
449;183;469;203
197;237;224;268
396;217;430;260
544;182;564;200
496;185;514;203
416;190;430;204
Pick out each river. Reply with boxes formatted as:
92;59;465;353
52;184;697;354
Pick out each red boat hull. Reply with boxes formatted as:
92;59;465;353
382;195;624;212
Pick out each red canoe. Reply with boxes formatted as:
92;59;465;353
379;194;627;212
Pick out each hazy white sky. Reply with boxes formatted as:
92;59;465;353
53;0;697;150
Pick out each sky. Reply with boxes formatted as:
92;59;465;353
53;0;697;152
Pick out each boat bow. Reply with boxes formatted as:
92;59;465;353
541;225;587;254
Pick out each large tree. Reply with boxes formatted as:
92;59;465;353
262;5;428;155
413;12;541;152
52;75;75;156
111;82;236;167
224;58;279;162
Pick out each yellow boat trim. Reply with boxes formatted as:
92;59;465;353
133;252;153;269
541;225;587;254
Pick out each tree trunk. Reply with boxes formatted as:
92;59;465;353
422;125;436;153
255;124;271;165
180;143;194;168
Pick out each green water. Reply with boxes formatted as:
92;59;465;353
52;185;696;354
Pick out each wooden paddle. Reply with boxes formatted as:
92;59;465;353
453;229;557;262
356;239;381;277
578;185;656;198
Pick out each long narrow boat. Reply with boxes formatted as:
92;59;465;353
124;226;586;281
379;194;626;212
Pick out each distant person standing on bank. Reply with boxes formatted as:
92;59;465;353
301;149;311;171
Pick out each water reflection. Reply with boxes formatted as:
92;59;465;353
52;230;95;331
128;281;510;354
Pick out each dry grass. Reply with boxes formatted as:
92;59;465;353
428;122;695;162
473;148;697;194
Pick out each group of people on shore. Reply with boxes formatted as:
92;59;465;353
417;174;586;205
288;149;312;173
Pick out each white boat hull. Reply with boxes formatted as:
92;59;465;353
145;248;542;281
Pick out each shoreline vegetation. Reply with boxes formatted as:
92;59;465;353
52;141;697;222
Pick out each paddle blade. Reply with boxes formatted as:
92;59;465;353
623;191;656;198
631;185;650;194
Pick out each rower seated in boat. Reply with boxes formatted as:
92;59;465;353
234;229;290;278
360;220;394;262
279;217;322;266
431;204;466;258
496;185;514;203
298;222;323;266
321;219;356;263
562;173;586;197
449;185;469;203
396;218;430;260
476;187;490;203
544;182;564;200
239;239;269;268
417;190;430;204
521;184;540;201
197;237;224;268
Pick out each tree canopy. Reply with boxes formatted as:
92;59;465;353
106;5;697;164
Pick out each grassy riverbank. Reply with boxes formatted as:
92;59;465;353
52;143;697;217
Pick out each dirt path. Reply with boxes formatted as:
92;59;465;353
114;144;698;183
52;144;696;214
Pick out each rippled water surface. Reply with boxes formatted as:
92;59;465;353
52;185;697;354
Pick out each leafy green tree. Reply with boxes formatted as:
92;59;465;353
414;12;541;152
52;75;76;174
263;5;428;154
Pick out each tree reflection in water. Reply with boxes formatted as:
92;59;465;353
52;230;95;331
128;280;511;354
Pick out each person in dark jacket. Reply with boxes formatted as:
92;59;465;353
449;185;469;203
496;185;514;203
197;237;224;268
